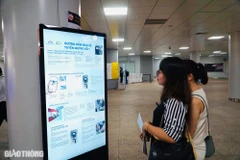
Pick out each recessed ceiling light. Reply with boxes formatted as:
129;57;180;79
104;7;128;16
123;47;132;50
165;52;172;55
208;36;224;40
220;52;227;54
179;47;189;50
175;53;181;55
128;53;135;56
144;50;151;53
112;38;124;42
162;55;172;58
213;51;221;54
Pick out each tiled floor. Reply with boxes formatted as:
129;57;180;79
0;79;240;160
107;79;240;160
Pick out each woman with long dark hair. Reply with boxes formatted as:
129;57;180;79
184;59;209;160
140;57;193;160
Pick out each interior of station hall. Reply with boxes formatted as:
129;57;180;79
0;0;240;160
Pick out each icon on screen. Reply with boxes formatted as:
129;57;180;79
70;130;78;144
95;45;103;55
59;76;66;82
48;77;58;93
56;41;61;45
60;85;67;90
82;75;88;89
95;99;105;112
93;35;97;41
96;121;105;134
48;106;63;122
46;40;54;45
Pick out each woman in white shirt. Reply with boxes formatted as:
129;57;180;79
184;60;209;160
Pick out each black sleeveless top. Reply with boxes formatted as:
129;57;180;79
150;102;165;144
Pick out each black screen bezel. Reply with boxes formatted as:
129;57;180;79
38;24;108;160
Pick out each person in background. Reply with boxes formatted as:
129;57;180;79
125;70;129;84
120;67;123;83
184;59;209;160
140;57;192;159
0;67;7;126
120;67;129;84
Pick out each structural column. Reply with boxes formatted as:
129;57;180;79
1;0;81;159
190;52;201;62
228;32;240;103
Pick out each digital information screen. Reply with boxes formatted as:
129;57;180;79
39;24;108;160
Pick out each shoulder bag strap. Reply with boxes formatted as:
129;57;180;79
159;103;164;128
192;94;211;136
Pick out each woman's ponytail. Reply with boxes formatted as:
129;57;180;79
197;63;208;85
183;60;209;85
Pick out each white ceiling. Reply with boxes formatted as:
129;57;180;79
81;0;240;59
0;0;238;60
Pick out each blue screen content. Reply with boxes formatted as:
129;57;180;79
43;29;106;160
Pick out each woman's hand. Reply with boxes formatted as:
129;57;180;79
139;132;145;141
143;121;150;131
139;131;150;142
140;122;152;142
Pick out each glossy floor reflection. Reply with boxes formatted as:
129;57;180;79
0;79;240;160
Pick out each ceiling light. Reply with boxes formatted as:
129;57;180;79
128;53;135;56
213;51;221;54
144;50;151;53
208;36;224;40
165;52;172;55
112;38;124;42
175;53;181;55
123;47;132;50
104;7;128;16
2;56;4;58
208;55;215;57
161;55;172;58
179;47;189;50
154;57;160;59
220;52;227;54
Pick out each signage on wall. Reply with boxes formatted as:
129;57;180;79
68;11;81;29
204;63;223;72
